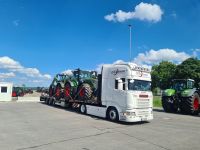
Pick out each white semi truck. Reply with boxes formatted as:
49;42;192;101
41;63;153;122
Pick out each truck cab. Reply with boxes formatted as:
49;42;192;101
101;63;153;122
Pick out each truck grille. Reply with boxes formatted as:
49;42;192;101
137;99;150;108
137;110;149;117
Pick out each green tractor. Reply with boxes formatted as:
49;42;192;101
162;79;200;115
49;69;98;101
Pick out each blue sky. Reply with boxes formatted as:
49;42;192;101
0;0;200;86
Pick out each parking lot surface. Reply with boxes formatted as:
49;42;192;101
0;102;199;150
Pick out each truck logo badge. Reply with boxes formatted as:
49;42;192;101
111;69;126;75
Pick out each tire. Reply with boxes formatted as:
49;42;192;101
180;92;200;115
78;83;92;101
162;97;178;113
107;107;119;122
64;83;71;100
49;86;54;97
80;104;87;114
45;98;49;105
55;84;61;100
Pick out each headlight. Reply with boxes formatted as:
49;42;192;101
122;112;135;116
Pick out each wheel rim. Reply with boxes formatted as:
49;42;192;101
109;110;116;120
65;86;70;97
56;87;60;97
193;98;199;110
81;105;85;113
79;88;85;97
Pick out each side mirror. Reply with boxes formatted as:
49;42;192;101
117;79;123;90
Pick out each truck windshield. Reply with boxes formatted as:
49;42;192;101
128;79;151;91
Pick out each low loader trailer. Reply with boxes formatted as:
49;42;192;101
40;63;153;122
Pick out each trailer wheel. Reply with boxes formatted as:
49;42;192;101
107;107;119;122
45;98;49;104
78;83;92;101
80;104;87;114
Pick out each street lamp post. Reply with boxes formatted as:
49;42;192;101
128;24;132;62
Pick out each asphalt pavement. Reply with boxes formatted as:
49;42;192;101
0;102;199;150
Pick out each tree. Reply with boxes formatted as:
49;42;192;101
151;61;176;90
174;58;200;87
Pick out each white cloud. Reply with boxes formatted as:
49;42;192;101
104;2;163;23
133;49;190;65
62;69;73;76
0;72;15;78
0;56;52;86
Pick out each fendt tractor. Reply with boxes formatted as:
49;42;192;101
162;79;200;115
41;63;153;122
48;69;98;103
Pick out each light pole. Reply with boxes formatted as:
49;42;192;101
128;24;132;62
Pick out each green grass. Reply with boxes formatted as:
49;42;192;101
153;96;162;108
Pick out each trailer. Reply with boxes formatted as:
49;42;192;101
40;63;153;122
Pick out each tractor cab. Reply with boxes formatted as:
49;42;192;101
73;69;97;82
172;79;195;92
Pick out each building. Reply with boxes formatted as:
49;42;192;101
0;82;13;102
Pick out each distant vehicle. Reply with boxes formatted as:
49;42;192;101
41;63;153;122
12;87;24;97
162;79;200;115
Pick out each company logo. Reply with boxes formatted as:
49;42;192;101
111;69;127;75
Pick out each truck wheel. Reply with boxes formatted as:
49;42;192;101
64;83;71;100
107;107;119;121
162;97;178;113
80;104;87;114
55;84;61;100
78;83;92;101
182;92;200;115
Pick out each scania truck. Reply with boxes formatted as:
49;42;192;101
41;63;153;122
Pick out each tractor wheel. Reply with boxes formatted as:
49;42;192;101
49;86;54;97
64;83;71;101
55;84;61;100
78;83;92;101
162;97;178;113
180;92;200;115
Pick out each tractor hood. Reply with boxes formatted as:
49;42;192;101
162;89;175;97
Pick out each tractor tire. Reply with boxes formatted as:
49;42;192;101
49;86;54;97
55;84;62;100
180;92;200;115
78;83;92;101
64;83;71;101
162;97;178;113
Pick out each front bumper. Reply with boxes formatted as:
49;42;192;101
119;108;153;122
